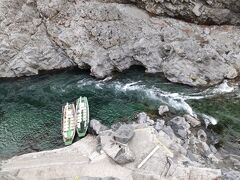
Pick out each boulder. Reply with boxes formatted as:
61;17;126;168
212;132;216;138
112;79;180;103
137;112;149;124
101;140;135;164
113;124;134;144
162;125;176;139
99;129;135;164
113;146;135;164
154;119;165;131
209;145;218;154
146;119;155;126
196;141;212;157
184;114;201;127
197;129;207;142
158;105;169;116
90;119;109;135
169;116;190;138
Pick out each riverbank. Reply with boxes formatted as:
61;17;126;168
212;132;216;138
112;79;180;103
1;108;239;179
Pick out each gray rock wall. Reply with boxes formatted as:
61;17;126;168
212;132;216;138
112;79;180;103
0;0;240;86
129;0;240;25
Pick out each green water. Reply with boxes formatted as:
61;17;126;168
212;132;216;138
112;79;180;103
0;67;239;158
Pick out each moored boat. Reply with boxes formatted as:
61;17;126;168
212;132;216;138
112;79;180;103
76;96;89;138
62;103;76;145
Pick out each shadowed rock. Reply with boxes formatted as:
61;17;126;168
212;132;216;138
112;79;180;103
113;124;135;144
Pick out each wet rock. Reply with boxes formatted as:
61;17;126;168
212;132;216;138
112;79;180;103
169;116;190;138
197;129;207;142
113;124;134;144
90;119;109;135
154;119;165;131
158;105;169;116
202;114;218;127
184;114;201;127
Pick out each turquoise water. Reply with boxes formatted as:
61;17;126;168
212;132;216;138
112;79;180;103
0;67;239;158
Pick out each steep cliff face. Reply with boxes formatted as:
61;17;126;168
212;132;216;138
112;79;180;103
0;0;74;77
0;0;240;86
129;0;240;25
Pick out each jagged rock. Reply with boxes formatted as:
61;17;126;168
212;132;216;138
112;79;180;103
197;129;208;142
137;112;149;124
146;119;155;126
90;119;109;135
113;146;135;164
99;129;135;164
158;105;169;116
187;150;199;162
102;141;135;164
0;0;240;87
113;124;134;144
154;119;165;131
1;122;224;179
196;141;212;157
184;114;201;127
209;145;218;154
225;154;240;170
222;170;240;180
169;116;190;138
129;0;240;25
162;125;175;139
111;122;125;131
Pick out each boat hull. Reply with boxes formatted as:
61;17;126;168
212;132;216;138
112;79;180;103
62;103;76;146
76;96;89;138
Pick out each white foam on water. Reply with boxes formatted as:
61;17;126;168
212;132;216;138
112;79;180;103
95;83;104;89
77;79;95;87
100;76;113;82
201;114;218;127
212;80;234;94
122;81;142;91
85;79;237;125
110;81;195;116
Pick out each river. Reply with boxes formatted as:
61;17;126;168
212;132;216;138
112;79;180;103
0;67;239;159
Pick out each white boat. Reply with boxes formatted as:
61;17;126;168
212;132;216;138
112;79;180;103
62;103;76;145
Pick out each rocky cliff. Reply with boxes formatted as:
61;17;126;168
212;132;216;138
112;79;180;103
129;0;240;25
0;0;240;86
